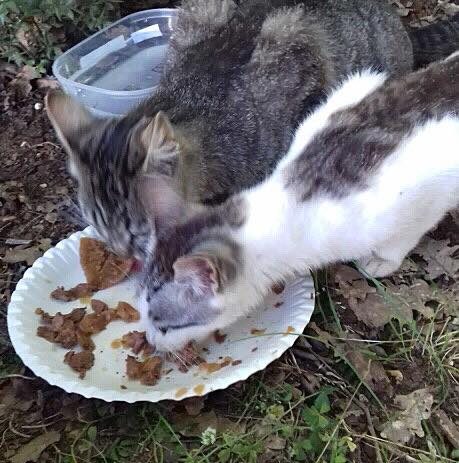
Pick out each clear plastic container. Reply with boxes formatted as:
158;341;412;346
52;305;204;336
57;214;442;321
53;9;177;117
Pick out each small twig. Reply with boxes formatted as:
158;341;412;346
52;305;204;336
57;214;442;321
8;416;31;438
0;374;36;381
355;397;383;463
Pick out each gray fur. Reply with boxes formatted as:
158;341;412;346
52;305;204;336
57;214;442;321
51;0;417;259
285;56;459;201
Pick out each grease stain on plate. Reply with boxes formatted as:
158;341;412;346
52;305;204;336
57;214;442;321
193;384;205;395
251;328;266;336
111;339;122;348
175;387;187;398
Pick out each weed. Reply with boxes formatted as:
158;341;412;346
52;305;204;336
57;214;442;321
0;0;120;73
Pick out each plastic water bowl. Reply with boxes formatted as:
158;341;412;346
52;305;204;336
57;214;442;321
53;9;177;117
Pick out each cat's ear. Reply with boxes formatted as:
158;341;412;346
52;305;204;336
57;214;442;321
173;254;219;296
140;111;179;173
45;90;95;152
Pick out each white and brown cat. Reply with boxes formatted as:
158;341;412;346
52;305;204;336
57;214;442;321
139;52;459;352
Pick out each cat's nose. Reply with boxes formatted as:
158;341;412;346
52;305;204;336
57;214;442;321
159;327;168;335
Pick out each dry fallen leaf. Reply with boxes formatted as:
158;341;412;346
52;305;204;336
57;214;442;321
433;409;459;449
183;396;205;416
386;280;436;319
265;435;287;450
36;77;60;90
8;65;39;98
380;389;433;444
337;343;393;397
3;239;51;266
333;264;410;327
10;431;61;463
415;237;459;279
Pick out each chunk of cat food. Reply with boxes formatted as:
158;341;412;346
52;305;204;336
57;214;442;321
170;342;204;373
271;281;285;295
213;330;227;344
77;330;95;351
50;283;96;302
90;299;108;314
78;312;112;335
121;331;148;355
125;355;143;380
113;301;140;322
53;319;79;349
37;325;58;343
79;237;134;290
139;357;163;386
36;308;86;349
125;355;163;385
64;350;95;379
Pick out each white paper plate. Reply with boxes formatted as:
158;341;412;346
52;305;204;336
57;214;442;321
8;227;315;403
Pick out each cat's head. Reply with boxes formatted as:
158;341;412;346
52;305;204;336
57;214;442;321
139;247;250;352
45;91;187;260
137;198;259;352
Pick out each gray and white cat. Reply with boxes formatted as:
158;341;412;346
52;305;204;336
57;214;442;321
139;52;459;352
46;0;457;260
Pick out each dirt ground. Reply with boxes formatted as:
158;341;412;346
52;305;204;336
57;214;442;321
0;2;458;462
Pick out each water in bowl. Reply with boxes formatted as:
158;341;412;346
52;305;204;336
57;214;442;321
73;39;169;92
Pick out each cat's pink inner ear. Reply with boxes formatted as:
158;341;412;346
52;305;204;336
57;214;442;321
173;255;218;296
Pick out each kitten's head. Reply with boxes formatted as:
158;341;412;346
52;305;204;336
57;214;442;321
46;91;186;260
139;244;247;352
137;197;256;352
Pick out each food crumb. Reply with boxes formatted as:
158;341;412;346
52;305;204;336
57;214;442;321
175;387;187;398
251;347;258;352
114;301;140;322
125;355;163;385
199;357;233;374
231;360;242;366
250;328;266;335
286;326;295;333
193;384;205;395
200;362;222;374
51;283;96;302
120;385;127;390
111;339;122;349
271;281;285;295
274;301;283;308
213;330;227;344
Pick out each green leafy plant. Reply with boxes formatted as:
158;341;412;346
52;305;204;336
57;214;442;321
292;389;354;463
0;0;120;73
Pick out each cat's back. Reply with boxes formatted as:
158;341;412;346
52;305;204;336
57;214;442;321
286;55;459;202
301;0;413;76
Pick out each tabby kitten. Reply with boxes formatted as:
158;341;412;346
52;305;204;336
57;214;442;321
139;52;459;352
46;0;422;259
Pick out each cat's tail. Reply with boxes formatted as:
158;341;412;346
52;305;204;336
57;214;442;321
408;13;459;68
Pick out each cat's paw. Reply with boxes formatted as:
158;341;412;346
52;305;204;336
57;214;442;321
356;255;401;278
